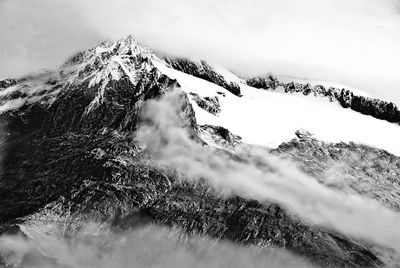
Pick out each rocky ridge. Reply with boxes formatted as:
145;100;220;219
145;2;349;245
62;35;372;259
189;92;221;115
247;75;400;124
0;36;398;267
164;57;242;96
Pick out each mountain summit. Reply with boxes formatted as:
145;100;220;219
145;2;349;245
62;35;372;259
1;35;400;267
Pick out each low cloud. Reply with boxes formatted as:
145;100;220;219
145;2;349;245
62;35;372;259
0;223;312;268
138;89;400;252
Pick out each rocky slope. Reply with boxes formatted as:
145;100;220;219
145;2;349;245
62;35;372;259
273;130;400;212
164;57;242;96
0;36;399;267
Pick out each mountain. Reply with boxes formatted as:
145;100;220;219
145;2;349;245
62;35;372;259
0;35;400;267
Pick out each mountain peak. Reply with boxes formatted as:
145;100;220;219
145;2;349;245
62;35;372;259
64;35;155;67
62;35;159;94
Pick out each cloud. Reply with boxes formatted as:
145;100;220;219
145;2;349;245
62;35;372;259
0;223;312;268
0;0;102;78
2;0;400;103
137;88;400;252
69;0;400;104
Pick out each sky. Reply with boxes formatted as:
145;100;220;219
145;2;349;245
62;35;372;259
1;0;400;103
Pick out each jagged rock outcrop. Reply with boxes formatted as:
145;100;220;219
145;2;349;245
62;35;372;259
343;92;400;123
246;75;280;90
189;92;221;115
0;79;17;89
199;124;241;149
164;57;242;96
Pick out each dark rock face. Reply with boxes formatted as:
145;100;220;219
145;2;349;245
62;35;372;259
143;189;382;268
164;57;242;96
0;83;384;268
0;75;184;224
203;125;236;143
247;75;400;125
0;37;393;268
0;118;384;268
199;124;241;149
0;79;17;89
189;92;221;115
343;92;400;123
47;69;180;133
247;75;280;90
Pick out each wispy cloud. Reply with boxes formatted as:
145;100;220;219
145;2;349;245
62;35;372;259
138;89;400;252
0;223;312;268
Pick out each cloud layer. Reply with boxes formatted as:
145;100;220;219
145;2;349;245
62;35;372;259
1;0;400;103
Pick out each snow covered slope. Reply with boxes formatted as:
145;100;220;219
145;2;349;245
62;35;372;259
154;61;400;156
2;35;400;156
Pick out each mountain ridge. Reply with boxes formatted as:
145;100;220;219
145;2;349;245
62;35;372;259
1;35;398;127
0;35;400;267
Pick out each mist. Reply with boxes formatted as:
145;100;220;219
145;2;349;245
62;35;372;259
0;222;312;268
2;0;400;104
137;89;400;252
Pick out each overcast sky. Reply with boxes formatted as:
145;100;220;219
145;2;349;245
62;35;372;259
1;0;400;103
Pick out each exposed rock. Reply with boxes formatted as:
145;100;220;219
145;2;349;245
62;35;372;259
0;79;17;89
346;93;400;123
164;57;242;96
246;75;280;90
217;91;226;97
302;83;313;95
189;93;221;115
199;124;241;148
295;129;316;141
273;131;400;212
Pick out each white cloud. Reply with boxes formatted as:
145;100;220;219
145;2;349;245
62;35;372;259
75;0;400;103
1;0;400;103
0;0;102;78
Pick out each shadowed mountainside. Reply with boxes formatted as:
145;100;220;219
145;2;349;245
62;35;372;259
0;36;399;267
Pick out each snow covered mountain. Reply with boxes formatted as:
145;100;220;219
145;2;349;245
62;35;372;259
1;35;400;267
154;60;400;155
2;36;400;154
